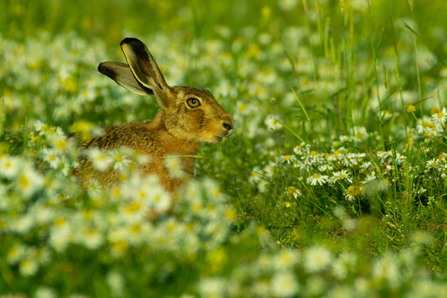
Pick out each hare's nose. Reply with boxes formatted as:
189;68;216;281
222;122;233;131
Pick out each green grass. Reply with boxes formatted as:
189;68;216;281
1;0;447;296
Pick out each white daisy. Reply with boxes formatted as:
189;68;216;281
332;170;353;183
42;148;61;169
279;0;298;11
286;186;302;198
339;135;351;143
150;186;172;213
165;156;184;178
362;172;377;184
121;200;148;223
271;271;299;297
332;252;358;279
7;244;27;264
416;116;435;134
353;126;368;142
307;174;329;186
249;166;262;184
426;159;438;169
265;115;282;130
111;151;131;171
87;148;114;172
273;249;300;270
106;271;126;297
380;110;393;120
20;257;39;276
281;154;297;165
432;107;447;124
236;102;250;115
0;155;21;178
16;165;44;198
304;245;333;273
258;180;269;193
372;255;400;287
343;186;357;201
34;120;49;136
51;135;70;153
198;278;226;298
418;188;427;194
79;227;104;250
264;162;275;177
293;143;308;155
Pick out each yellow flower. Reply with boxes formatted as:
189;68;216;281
111;241;128;257
262;6;271;19
430;107;440;115
225;209;236;220
62;76;77;93
54;138;67;150
206;249;227;273
406;105;416;112
114;155;123;163
257;226;267;236
347;186;357;196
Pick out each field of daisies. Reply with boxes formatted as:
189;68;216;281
1;0;447;297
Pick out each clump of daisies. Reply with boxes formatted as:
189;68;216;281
248;106;447;219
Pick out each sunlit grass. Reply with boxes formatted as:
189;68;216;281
1;0;447;296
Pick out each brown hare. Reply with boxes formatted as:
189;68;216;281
74;38;234;193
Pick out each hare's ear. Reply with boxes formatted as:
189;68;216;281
98;62;154;96
120;38;172;108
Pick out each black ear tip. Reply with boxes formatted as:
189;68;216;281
120;37;142;47
98;62;115;79
97;62;106;74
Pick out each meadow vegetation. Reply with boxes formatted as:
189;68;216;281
1;0;447;296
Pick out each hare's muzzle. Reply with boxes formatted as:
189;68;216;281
221;113;234;135
222;122;234;135
213;115;234;143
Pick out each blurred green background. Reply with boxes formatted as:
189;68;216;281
2;0;447;52
2;1;447;295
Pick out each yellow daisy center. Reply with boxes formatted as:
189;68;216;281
347;186;357;196
406;105;416;112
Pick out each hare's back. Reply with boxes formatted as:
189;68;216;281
83;122;157;152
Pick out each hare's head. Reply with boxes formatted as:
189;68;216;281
98;38;234;144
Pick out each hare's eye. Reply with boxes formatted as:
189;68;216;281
187;97;201;108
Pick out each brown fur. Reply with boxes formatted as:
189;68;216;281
73;38;234;193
